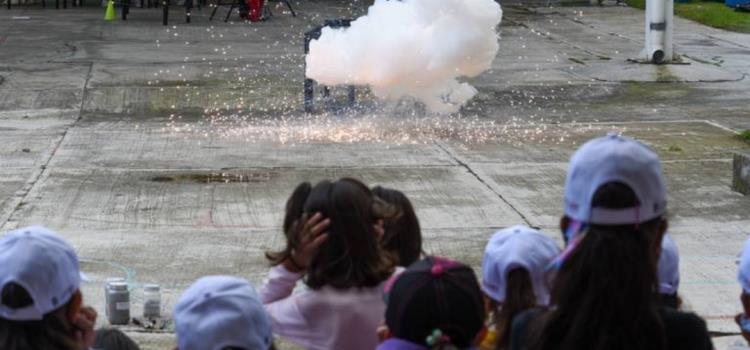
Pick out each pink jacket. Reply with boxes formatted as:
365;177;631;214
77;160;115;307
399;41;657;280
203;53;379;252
260;265;391;350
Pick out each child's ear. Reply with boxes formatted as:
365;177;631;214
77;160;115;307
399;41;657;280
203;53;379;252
376;324;392;342
474;325;489;346
66;290;83;323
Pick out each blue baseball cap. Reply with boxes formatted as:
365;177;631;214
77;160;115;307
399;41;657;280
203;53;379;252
481;225;560;305
564;133;667;225
0;226;81;321
174;276;273;350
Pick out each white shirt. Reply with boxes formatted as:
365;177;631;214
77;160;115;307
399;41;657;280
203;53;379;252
260;264;397;350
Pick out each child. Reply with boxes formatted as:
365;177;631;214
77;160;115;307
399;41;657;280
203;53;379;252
479;225;560;350
373;186;423;267
174;275;274;350
261;178;397;350
0;226;97;350
377;256;485;350
511;134;712;350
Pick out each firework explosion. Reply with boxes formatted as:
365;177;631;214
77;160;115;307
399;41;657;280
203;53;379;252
305;0;503;113
148;6;614;147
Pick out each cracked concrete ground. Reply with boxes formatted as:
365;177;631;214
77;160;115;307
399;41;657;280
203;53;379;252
0;0;749;348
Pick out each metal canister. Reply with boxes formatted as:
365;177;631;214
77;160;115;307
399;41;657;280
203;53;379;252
106;282;130;325
142;284;161;318
104;277;125;319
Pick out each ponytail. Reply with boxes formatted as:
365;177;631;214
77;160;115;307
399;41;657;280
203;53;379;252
494;268;537;350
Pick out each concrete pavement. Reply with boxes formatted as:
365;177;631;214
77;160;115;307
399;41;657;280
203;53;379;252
0;0;749;348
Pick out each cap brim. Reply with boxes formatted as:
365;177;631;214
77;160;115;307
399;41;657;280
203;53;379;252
79;272;91;283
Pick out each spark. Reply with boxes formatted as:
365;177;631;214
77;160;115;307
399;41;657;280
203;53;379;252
148;14;615;149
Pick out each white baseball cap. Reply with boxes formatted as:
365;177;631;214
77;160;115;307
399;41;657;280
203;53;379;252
481;225;561;305
564;133;667;225
738;236;750;294
657;233;680;295
174;275;273;350
0;225;81;321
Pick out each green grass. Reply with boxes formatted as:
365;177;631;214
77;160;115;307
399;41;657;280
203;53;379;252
624;0;750;33
676;2;750;32
626;0;646;9
668;144;684;152
739;129;750;142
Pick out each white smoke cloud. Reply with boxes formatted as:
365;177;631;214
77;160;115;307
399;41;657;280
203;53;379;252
305;0;503;114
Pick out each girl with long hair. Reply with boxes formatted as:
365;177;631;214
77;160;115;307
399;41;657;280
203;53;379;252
372;186;423;267
510;135;712;350
261;178;397;350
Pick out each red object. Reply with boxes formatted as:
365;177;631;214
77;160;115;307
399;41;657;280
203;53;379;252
248;0;264;22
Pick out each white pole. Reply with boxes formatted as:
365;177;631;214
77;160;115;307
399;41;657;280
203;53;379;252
664;0;673;61
644;0;673;63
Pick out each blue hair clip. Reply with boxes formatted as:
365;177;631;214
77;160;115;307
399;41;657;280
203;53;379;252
548;228;587;272
426;329;450;347
564;220;587;244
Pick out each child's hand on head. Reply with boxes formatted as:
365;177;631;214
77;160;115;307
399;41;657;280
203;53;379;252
285;212;330;272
